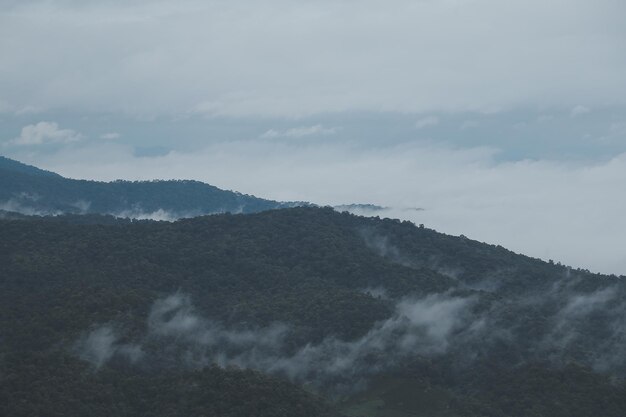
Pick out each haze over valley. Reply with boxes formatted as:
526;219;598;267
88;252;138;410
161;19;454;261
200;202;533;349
1;1;626;416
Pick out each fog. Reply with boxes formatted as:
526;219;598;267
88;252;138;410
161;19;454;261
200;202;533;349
17;140;626;275
76;281;626;391
76;325;143;368
78;293;476;391
1;0;625;275
1;1;624;117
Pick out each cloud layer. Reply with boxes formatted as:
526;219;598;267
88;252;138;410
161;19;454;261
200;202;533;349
1;0;625;117
260;125;337;139
77;284;626;392
1;1;625;276
17;139;626;275
10;122;83;146
79;292;477;391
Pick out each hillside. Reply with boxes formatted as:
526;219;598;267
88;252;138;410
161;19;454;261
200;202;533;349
0;156;301;218
2;207;626;416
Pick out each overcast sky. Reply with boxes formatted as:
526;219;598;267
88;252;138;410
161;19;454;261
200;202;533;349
1;0;626;274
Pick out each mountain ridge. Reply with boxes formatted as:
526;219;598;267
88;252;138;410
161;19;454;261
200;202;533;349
0;155;305;218
2;206;626;416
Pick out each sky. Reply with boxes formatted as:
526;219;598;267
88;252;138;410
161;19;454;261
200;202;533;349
1;0;626;275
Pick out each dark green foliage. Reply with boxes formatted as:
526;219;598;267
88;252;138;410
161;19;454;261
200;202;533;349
0;351;336;417
0;208;440;354
1;206;626;416
456;363;626;417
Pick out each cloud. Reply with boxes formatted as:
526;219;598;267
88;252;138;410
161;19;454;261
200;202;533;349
14;105;44;115
537;114;554;123
460;120;480;130
0;100;43;115
75;282;626;389
559;287;616;318
0;193;63;216
72;199;91;213
81;292;476;391
10;122;83;146
1;1;624;117
360;228;412;268
111;208;179;221
415;116;439;129
571;105;591;117
0;100;13;113
100;132;121;140
75;325;143;368
0;198;59;217
260;125;338;139
609;122;626;136
259;294;475;388
147;293;289;350
18;139;626;275
543;286;618;350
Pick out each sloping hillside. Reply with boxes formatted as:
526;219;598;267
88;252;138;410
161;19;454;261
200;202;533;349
0;156;302;218
2;207;626;416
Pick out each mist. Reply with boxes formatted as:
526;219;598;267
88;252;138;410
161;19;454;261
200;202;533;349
11;139;625;276
76;293;477;392
3;0;626;414
1;1;624;117
75;326;143;368
2;0;625;276
75;279;626;393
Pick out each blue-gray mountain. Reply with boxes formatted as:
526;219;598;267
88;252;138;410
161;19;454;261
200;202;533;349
0;156;305;218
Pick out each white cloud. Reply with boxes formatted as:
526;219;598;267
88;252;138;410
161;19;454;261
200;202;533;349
15;105;44;115
100;132;121;140
0;0;624;117
15;139;626;276
571;105;591;117
0;99;44;115
76;326;143;368
0;100;12;113
537;114;554;123
609;122;626;135
460;120;480;130
260;125;338;139
415;116;439;129
11;122;83;146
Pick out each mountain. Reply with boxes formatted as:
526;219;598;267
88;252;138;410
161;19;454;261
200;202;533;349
0;156;61;178
0;156;304;218
2;207;626;416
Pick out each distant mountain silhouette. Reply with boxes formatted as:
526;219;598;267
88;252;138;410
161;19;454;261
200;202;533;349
0;155;305;218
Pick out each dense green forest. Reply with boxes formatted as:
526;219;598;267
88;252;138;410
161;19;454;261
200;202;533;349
2;206;626;416
0;156;302;218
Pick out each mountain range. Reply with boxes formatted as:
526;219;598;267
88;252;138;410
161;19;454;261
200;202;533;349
0;156;303;219
1;156;626;417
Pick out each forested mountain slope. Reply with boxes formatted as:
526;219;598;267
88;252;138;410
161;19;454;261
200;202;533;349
1;207;626;416
0;156;301;218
